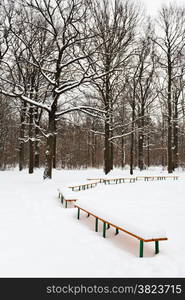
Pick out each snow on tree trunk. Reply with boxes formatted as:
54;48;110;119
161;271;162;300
43;110;56;180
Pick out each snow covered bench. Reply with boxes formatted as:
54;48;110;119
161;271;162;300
58;189;78;208
103;177;136;184
68;181;99;191
136;176;155;181
87;178;104;183
75;204;168;257
136;175;178;181
157;175;178;180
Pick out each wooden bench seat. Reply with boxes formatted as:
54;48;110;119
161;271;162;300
68;181;99;191
136;175;178;181
87;178;104;183
75;205;168;257
136;176;155;181
104;177;136;184
158;175;178;180
58;190;78;208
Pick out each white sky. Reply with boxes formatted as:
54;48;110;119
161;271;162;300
140;0;185;16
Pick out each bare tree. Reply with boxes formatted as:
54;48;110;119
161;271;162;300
0;0;108;178
86;0;139;174
154;4;185;173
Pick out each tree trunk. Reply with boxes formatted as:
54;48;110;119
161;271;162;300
167;51;173;173
104;120;110;174
110;141;113;170
53;134;57;169
130;98;135;175
104;63;111;175
28;105;34;174
147;134;150;168
34;103;41;168
121;136;125;169
138;105;145;171
34;125;40;168
138;133;144;170
173;98;178;169
19;101;27;171
43;109;56;179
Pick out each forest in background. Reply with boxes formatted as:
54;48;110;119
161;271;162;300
1;0;185;178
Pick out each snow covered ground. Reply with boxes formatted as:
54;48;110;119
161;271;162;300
0;167;185;277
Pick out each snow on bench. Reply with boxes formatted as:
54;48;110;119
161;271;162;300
87;175;178;184
58;187;78;208
136;175;178;181
103;177;135;184
58;180;100;207
87;178;104;183
68;181;100;191
75;196;168;257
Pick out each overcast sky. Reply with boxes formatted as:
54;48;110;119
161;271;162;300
140;0;185;16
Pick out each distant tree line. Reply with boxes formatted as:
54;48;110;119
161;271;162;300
1;0;185;178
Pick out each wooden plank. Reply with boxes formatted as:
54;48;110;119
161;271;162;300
87;178;104;183
103;177;135;184
65;199;77;202
75;205;168;243
68;181;99;189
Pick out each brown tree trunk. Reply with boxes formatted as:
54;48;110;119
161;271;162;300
43;108;56;179
173;98;178;169
167;51;173;173
147;134;150;168
110;141;113;171
130;98;135;175
121;136;125;169
104;120;110;174
138;105;145;171
34;125;40;168
104;65;112;175
28;105;34;174
53;131;57;169
19;101;27;171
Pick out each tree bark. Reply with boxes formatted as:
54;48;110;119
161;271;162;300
34;123;40;168
130;97;135;175
104;120;110;174
104;64;112;175
173;97;178;169
19;101;27;171
28;105;34;174
121;136;125;169
167;50;173;173
43;107;56;179
53;130;57;169
138;104;145;170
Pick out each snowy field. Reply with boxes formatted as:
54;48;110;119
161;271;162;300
0;167;185;277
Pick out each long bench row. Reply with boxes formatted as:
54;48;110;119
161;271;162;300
75;205;168;257
135;175;178;181
87;175;178;185
59;175;178;207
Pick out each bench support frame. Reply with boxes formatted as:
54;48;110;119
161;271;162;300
95;218;98;232
77;207;80;220
140;240;144;257
155;240;159;254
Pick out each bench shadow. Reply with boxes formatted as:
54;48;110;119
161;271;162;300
76;211;155;258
